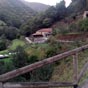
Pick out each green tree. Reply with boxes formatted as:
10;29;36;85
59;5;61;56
0;38;7;51
68;0;86;14
30;64;54;82
45;6;57;21
12;46;28;68
78;18;88;32
20;16;43;36
43;18;53;27
56;0;66;19
4;26;19;40
0;61;5;75
20;1;67;36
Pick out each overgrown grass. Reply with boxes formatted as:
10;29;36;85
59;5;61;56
50;50;88;88
0;39;26;54
0;50;8;54
0;38;88;87
25;43;49;60
0;57;12;62
0;39;26;62
9;39;26;50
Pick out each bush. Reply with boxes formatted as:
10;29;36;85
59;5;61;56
0;60;14;75
43;18;53;27
0;61;5;75
11;46;54;82
28;55;38;64
12;46;28;68
78;18;88;32
27;52;54;82
68;23;78;32
30;64;54;82
0;39;7;51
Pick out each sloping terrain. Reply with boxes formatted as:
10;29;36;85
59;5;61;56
23;2;50;12
0;0;36;27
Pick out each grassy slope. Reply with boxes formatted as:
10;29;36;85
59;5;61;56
0;39;26;54
0;39;88;85
0;39;27;74
10;39;26;50
26;43;49;60
50;49;88;88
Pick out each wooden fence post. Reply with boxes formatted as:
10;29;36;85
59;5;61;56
73;53;78;86
73;84;78;88
0;82;3;88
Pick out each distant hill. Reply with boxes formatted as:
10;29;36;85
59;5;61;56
23;2;50;12
0;0;36;27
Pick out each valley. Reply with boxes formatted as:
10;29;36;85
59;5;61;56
0;0;88;87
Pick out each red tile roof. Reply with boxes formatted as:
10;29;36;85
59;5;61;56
37;28;52;33
32;32;42;36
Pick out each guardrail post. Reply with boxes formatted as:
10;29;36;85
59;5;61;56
73;53;78;86
0;82;3;88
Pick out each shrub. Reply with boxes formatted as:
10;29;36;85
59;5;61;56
12;46;28;68
78;18;88;32
68;23;78;32
0;39;7;51
30;64;54;82
11;46;54;82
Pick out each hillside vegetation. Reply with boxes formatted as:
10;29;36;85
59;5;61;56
0;0;36;28
23;2;50;12
0;0;88;84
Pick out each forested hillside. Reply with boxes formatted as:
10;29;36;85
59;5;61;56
1;0;88;37
20;0;88;36
67;0;88;15
0;0;36;28
23;2;50;12
0;0;88;83
20;0;67;36
0;0;88;31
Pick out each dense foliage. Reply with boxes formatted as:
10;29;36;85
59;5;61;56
12;46;28;68
0;0;36;28
0;0;88;37
68;18;88;33
78;18;88;32
0;0;88;83
0;45;57;82
67;0;87;15
0;38;7;51
0;26;19;40
25;0;88;36
24;2;50;12
20;0;67;36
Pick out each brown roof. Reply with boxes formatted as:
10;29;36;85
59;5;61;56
32;32;42;36
37;28;52;33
